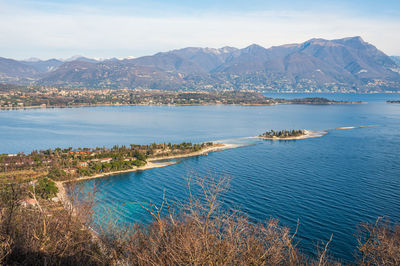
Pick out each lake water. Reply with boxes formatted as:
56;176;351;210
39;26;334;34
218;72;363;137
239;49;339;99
1;93;399;262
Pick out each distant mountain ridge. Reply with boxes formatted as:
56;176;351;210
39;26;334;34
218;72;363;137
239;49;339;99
20;59;64;73
391;56;400;66
1;36;399;92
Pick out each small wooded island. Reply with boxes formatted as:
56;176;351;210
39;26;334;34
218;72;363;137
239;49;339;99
259;129;306;139
257;129;328;140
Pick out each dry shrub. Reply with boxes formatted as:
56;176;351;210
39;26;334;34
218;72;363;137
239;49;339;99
311;234;343;266
0;230;12;263
0;183;107;265
100;175;306;265
123;216;302;265
357;218;400;265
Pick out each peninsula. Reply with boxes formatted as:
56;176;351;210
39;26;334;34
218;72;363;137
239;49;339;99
0;141;237;187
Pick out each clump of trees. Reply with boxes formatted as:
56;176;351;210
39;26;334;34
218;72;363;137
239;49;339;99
34;177;58;199
47;167;67;180
260;129;306;138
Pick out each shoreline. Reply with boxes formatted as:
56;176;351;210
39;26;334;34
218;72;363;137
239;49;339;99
55;161;178;209
251;130;328;140
148;143;240;162
0;101;361;111
62;161;179;184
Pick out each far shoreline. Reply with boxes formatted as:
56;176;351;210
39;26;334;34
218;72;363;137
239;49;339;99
0;100;363;111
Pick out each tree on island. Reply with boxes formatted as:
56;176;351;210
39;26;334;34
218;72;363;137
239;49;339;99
259;129;305;138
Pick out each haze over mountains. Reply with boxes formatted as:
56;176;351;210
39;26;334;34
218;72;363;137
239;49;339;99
391;56;400;66
1;36;399;92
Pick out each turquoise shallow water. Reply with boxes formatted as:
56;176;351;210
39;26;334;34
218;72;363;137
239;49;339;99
1;93;399;262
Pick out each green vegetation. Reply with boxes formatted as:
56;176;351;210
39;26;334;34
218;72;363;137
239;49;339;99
260;129;306;138
34;177;58;199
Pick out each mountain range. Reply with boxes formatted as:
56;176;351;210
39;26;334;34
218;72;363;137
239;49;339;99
1;36;399;92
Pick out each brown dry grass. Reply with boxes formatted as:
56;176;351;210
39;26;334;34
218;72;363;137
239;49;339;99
357;218;400;265
0;169;47;185
0;183;107;265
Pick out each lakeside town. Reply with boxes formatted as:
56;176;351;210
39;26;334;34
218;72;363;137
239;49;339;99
0;85;360;109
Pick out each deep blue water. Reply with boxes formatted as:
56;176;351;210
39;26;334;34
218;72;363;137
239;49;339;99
1;93;399;262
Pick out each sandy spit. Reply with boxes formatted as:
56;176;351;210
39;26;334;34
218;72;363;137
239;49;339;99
336;125;384;130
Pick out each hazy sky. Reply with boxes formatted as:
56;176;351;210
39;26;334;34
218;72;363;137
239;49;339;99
1;0;399;59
